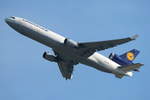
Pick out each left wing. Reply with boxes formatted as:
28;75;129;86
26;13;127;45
57;61;74;80
78;35;138;57
52;49;75;80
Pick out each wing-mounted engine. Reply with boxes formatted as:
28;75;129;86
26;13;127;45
64;38;78;48
43;52;58;62
43;51;75;80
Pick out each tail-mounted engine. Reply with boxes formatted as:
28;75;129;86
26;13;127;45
43;52;57;62
109;52;133;66
109;49;140;66
109;52;129;65
109;53;115;59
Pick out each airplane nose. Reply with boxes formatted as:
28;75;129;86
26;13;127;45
5;18;12;24
5;16;22;32
5;16;16;24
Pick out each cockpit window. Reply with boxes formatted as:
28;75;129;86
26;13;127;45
11;16;15;19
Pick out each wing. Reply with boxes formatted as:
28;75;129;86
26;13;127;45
78;35;138;57
57;61;74;80
52;49;75;80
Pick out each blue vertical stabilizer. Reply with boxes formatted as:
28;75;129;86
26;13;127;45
109;49;140;66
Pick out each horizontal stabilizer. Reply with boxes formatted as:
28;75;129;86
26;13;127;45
118;63;143;72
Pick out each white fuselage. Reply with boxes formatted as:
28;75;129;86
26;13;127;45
5;17;126;76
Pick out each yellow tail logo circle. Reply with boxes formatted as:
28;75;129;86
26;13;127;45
126;52;135;61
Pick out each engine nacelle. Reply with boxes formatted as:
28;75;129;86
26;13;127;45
43;52;57;62
109;52;115;59
64;38;78;48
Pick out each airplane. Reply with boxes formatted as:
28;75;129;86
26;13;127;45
5;16;144;79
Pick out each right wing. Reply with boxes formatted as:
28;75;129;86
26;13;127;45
78;35;138;57
57;61;74;80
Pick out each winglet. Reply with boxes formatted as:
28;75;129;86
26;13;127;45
130;34;139;40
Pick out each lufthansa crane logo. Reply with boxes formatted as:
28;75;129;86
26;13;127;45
126;52;135;61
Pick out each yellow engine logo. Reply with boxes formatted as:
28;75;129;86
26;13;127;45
126;52;135;61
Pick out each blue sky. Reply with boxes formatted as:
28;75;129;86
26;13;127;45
0;0;150;100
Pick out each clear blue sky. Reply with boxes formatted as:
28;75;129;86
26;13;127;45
1;0;150;100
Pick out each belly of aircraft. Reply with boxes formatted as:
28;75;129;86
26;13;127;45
54;46;112;73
